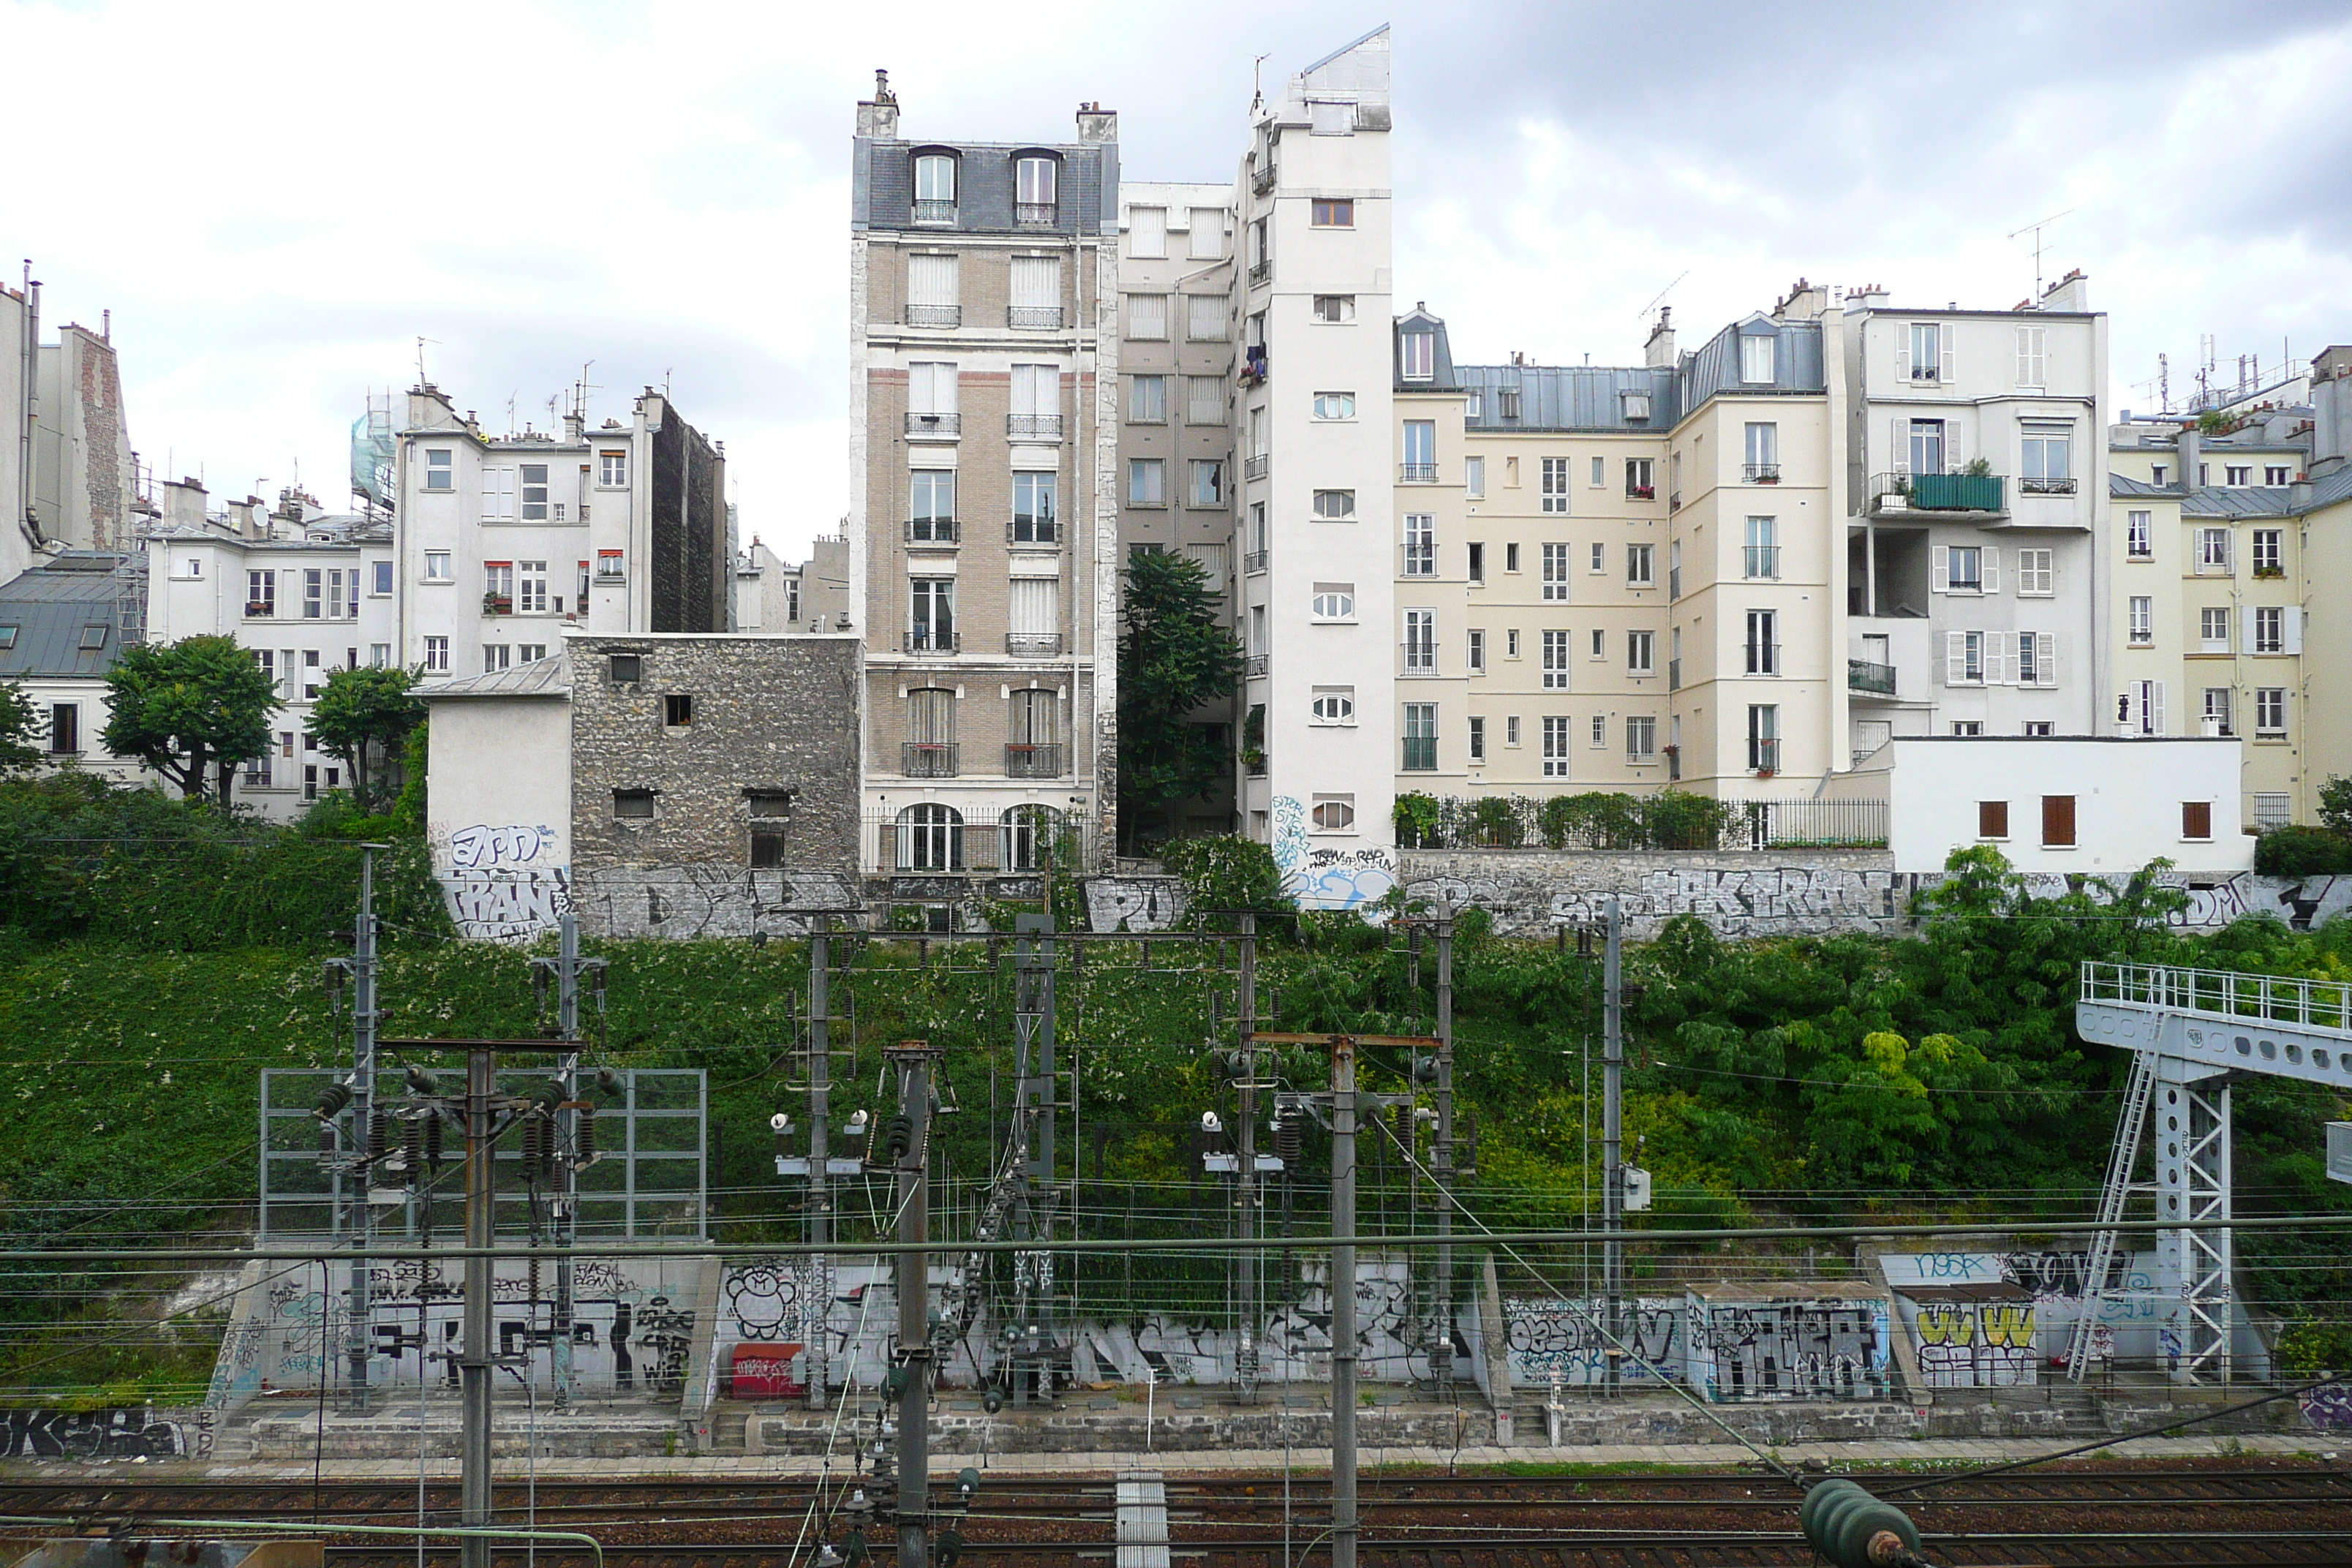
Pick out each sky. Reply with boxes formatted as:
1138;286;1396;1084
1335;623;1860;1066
4;0;2348;559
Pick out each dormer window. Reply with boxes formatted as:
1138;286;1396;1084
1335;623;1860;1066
1740;333;1776;384
913;154;957;223
1015;155;1058;225
1401;332;1433;381
1621;391;1651;422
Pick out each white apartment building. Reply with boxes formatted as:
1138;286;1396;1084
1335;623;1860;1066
3;275;141;584
142;478;396;810
736;533;851;633
391;385;731;680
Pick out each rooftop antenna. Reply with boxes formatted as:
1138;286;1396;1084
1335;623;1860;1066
505;392;518;437
576;360;598;421
2158;352;2170;415
2006;207;2073;301
1251;53;1270;113
415;336;440;387
1635;271;1689;323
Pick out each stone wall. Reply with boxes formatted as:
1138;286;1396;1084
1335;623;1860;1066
568;634;860;879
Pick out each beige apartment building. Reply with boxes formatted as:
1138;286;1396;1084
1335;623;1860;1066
848;75;1123;873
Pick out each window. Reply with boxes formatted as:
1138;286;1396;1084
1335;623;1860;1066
908;469;956;540
1467;716;1486;760
2201;607;2230;652
906;361;958;426
1402;703;1438;770
1011;472;1058;545
1908;418;1947;478
1401;419;1435;480
1125;293;1167;341
1496;388;1520;421
1128;458;1166;507
2253;528;2283;573
1541;629;1571;690
1506;715;1520;745
1173;376;1222;430
424;636;449;674
2021;424;2073;492
1747;704;1779;772
1589;456;1605;488
1944;544;1984;592
1906;321;1943;382
2125;679;2166;735
1017;154;1058;218
2255;605;2290;654
664;693;693;727
424;449;453;490
2256;688;2288;736
896;803;962;871
2016;325;2047;388
426;551;452;582
1128;374;1168;423
370;643;391;667
2225;464;2250;487
1669;540;1681;599
2198;527;2231;573
2016;548;2054;595
1618;542;1653;589
2129;596;2153;644
521;463;550;520
1466;456;1485;498
1312;584;1354;620
913;153;956;219
2023;721;2054;736
1627;715;1657;762
2151;464;2168;486
1399;331;1434;382
1590;542;1605;573
1467;627;1486;671
302;568;324;619
1313;295;1355;323
1128;205;1166;257
597;549;625;580
2127;510;2152;558
909;578;955;650
2016;631;2051;686
47;703;77;754
1978;800;2010;840
1188;459;1225;509
1467;543;1485;584
1313;391;1356;421
1627;457;1655;497
2255;791;2292;829
593;449;626;487
1312;489;1356;521
1745;609;1778;675
2203;687;2234;737
1188;208;1224;259
1948;630;1986;685
1311;689;1354;724
1506;629;1520;658
1540;456;1570;513
371;559;393;595
2166;800;2212;845
1312;198;1354;227
607;652;642;683
2041;794;2077;848
1170;295;1225;347
614;789;657;821
480;467;516;521
1540;543;1570;600
1744;516;1779;579
1403;514;1435;576
1311;796;1356;831
481;644;512;674
1504;543;1520;574
246;570;276;617
1741;332;1776;383
1403;610;1436;671
1248;606;1265;654
907;687;957;758
1627;629;1654;674
512;560;546;614
1541;715;1572;778
1591;628;1605;659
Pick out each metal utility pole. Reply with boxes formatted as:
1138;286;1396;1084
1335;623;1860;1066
1236;914;1259;1399
461;1044;495;1568
1329;1033;1360;1568
532;914;605;1406
347;848;380;1409
1433;904;1454;1393
887;1043;940;1568
1602;895;1624;1397
807;916;833;1410
1009;913;1057;1401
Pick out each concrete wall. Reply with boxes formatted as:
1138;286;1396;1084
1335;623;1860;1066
424;690;572;941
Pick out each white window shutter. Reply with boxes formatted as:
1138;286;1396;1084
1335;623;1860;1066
1945;632;1965;686
2038;633;2057;687
1940;336;1955;382
2119;685;2138;732
2152;682;2167;734
1892;418;1907;476
1931;546;1949;592
1895;335;1911;381
2242;615;2257;656
2286;605;2304;654
1983;547;2000;594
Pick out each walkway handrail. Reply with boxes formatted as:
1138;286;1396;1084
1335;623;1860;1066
2080;960;2352;1035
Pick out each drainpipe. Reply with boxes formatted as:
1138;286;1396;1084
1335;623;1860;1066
19;274;38;541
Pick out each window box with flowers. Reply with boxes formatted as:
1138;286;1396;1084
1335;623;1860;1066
483;592;513;616
2255;565;2286;580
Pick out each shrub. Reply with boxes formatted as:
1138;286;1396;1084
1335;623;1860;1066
1393;792;1440;848
1468;796;1522;848
2255;825;2352;877
2277;1316;2352;1375
1161;834;1294;919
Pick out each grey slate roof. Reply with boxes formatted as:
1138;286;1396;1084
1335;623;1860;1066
0;554;140;679
415;655;570;701
854;137;1115;236
1456;362;1678;432
2182;486;2292;519
2109;474;2174;499
1680;316;1826;410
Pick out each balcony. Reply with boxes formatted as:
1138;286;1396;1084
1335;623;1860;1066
1743;463;1781;484
902;630;960;655
902;742;959;778
1627;483;1656;500
1245;654;1269;677
1400;463;1438;483
483;594;513;616
1243;453;1270;482
1401;737;1438;772
1743;546;1780;580
913;200;956;225
1016;202;1058;227
1005;742;1064;777
1744;644;1782;677
1009;306;1063;331
905;411;960;439
1006;521;1060;548
1007;412;1063;441
1251;162;1276;197
1243;550;1267;576
905;304;962;328
1400;649;1438;677
1006;633;1063;658
2021;476;2078;496
1749;739;1782;775
1869;472;2006;515
1848;657;1897;696
905;519;959;546
1248;260;1271;288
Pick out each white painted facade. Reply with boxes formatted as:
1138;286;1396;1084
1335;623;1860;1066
415;664;573;880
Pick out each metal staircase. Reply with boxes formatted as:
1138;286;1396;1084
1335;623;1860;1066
2066;1049;2154;1381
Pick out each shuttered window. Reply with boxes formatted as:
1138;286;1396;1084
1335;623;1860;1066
908;254;960;307
1010;578;1058;637
2041;794;2076;848
1011;256;1060;309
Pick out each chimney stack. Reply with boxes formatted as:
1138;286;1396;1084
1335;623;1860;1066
1643;307;1676;369
2310;345;2352;480
856;68;900;139
1077;101;1119;142
2040;268;2089;312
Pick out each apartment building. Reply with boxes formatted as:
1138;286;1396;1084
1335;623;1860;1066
0;550;149;787
3;276;141;583
848;73;1122;876
392;384;730;679
142;478;396;810
1844;274;2109;755
1115;178;1240;840
736;533;851;633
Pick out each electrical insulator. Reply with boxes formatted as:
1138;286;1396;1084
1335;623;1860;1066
1393;1104;1411;1153
368;1108;389;1166
575;1108;597;1165
883;1114;915;1161
1275;1108;1303;1162
521;1115;546;1177
425;1113;444;1171
312;1082;353;1122
402;1117;423;1183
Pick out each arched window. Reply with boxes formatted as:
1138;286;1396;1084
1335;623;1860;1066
1000;805;1063;873
1015;154;1058;224
897;803;962;870
913;153;958;222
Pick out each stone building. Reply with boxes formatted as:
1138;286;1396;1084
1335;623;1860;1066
3;275;142;584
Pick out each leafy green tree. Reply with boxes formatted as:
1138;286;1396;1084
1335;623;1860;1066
309;665;426;813
2319;774;2352;837
0;682;42;775
100;635;278;802
1117;550;1243;850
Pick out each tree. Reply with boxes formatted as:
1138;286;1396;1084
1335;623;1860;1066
1117;549;1243;850
2319;774;2352;837
100;635;278;802
0;682;41;775
309;665;426;813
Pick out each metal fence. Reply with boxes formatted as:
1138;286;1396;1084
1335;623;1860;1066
1395;793;1887;853
863;808;1096;875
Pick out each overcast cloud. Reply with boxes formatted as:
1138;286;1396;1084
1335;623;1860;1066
4;1;2345;558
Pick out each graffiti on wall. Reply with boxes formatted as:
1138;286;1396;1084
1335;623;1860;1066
2302;1383;2352;1431
449;823;559;870
1691;1298;1889;1403
570;868;861;941
0;1406;208;1459
445;869;571;942
1502;1297;1681;1385
1268;796;1400;913
1085;877;1188;933
1881;1251;2160;1373
1903;1296;2038;1388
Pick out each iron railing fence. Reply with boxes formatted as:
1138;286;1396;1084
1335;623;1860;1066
1393;793;1888;852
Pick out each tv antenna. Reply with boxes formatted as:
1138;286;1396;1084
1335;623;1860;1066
1635;271;1689;323
415;336;440;387
2006;208;2074;301
575;360;599;421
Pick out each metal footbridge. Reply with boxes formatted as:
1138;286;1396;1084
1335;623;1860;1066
2073;961;2352;1384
